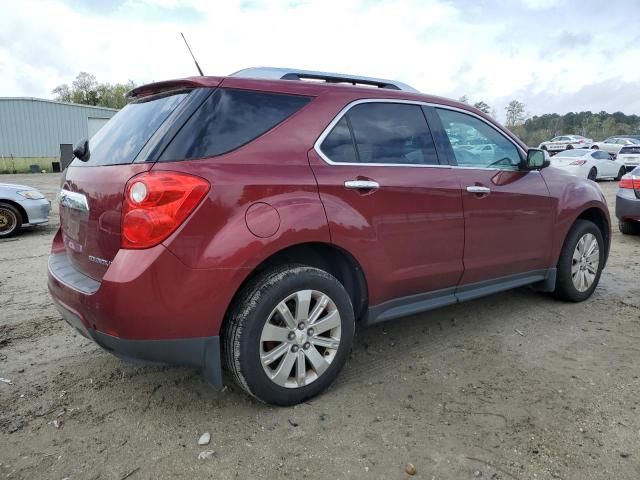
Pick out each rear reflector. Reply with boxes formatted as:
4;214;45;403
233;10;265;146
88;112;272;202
122;172;210;249
619;174;640;190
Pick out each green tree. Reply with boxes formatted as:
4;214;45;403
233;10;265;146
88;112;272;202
458;95;469;104
473;101;492;115
52;72;136;109
505;100;526;128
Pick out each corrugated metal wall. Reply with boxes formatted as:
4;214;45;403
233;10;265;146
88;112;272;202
0;98;117;157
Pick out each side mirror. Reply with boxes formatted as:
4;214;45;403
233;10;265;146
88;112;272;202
73;138;90;162
523;148;549;170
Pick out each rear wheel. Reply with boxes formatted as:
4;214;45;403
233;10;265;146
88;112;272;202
615;166;626;181
554;220;604;302
223;265;355;405
566;144;574;150
587;167;598;181
619;220;640;235
591;145;599;150
0;203;21;238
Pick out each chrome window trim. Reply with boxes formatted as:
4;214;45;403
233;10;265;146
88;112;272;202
313;98;528;171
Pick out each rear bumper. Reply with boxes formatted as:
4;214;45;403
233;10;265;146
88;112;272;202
616;189;640;222
46;229;250;386
52;297;222;384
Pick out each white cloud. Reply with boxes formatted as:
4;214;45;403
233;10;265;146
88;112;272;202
0;0;639;120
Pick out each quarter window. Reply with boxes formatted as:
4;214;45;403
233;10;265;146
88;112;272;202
160;88;311;161
435;108;522;169
320;102;439;165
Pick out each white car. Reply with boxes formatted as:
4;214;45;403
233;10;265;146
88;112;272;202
550;149;626;181
617;145;640;171
539;135;593;153
592;136;640;156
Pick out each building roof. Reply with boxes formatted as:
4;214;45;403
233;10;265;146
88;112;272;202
0;97;118;111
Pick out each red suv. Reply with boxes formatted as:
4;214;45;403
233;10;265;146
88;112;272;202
48;67;610;405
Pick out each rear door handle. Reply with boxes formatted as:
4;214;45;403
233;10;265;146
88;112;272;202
344;180;380;190
466;186;491;194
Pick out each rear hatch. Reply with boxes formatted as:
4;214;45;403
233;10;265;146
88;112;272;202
59;85;211;280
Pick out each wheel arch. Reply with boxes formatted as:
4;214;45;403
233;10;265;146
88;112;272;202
224;242;369;325
572;206;610;265
0;199;28;224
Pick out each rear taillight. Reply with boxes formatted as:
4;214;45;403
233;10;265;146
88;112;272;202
619;174;640;190
121;171;210;249
578;139;584;143
570;160;587;166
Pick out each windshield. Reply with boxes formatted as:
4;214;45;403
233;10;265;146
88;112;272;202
73;91;188;166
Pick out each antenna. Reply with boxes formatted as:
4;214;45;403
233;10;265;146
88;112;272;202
180;32;204;76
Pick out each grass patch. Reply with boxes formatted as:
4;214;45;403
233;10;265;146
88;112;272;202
0;157;58;174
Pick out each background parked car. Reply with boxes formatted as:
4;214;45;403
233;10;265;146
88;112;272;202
539;135;593;154
549;149;626;181
616;166;640;235
591;136;640;156
617;145;640;172
0;183;50;237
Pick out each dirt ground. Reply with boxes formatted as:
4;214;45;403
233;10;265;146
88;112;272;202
1;172;639;480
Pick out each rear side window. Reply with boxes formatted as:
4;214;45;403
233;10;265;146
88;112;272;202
320;102;439;165
76;91;188;166
160;88;311;161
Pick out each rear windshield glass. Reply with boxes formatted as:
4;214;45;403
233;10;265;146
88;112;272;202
620;146;640;155
159;88;311;161
75;91;188;166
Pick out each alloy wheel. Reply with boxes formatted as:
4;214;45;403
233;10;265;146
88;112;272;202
0;207;17;236
260;289;341;388
571;233;599;292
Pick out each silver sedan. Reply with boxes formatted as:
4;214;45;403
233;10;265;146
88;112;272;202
0;183;51;237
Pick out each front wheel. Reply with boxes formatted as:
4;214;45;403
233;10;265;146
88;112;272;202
554;220;604;302
0;203;21;238
615;166;626;181
223;265;355;405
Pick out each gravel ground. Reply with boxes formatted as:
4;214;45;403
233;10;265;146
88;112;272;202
1;173;639;480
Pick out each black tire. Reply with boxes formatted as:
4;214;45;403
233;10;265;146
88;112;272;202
587;167;597;181
615;166;626;181
591;145;599;150
223;264;355;406
554;220;605;302
619;220;640;235
0;202;22;238
566;144;574;150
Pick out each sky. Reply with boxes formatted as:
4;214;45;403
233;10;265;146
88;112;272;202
1;0;639;122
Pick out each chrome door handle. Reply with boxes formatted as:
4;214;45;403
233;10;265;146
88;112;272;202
344;180;380;190
466;186;491;194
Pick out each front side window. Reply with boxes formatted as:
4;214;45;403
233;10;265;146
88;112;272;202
435;108;522;169
321;102;439;165
160;88;311;161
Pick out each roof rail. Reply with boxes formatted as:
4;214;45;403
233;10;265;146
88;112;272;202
229;67;419;93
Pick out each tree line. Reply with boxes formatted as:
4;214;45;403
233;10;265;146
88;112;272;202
52;72;135;109
459;95;640;146
52;74;640;146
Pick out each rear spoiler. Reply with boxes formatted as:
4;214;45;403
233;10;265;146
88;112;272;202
128;77;223;99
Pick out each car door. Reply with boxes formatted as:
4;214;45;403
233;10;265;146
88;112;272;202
308;100;465;306
427;106;554;286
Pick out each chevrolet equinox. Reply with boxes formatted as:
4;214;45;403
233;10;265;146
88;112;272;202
49;67;610;405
